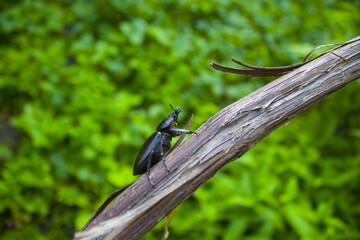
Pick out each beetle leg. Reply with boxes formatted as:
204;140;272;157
146;154;155;187
160;144;170;173
169;128;196;136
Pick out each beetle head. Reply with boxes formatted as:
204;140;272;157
156;103;181;132
169;103;181;122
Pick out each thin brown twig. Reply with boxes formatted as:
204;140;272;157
211;39;360;76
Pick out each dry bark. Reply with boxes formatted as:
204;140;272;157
75;36;360;240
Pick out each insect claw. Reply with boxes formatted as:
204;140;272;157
163;159;170;173
146;174;155;187
164;163;170;173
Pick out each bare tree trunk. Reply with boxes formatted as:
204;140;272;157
75;36;360;240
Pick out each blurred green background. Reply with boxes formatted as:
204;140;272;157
1;0;360;239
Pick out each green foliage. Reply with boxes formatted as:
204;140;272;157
1;0;359;239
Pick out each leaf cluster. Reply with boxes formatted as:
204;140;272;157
0;0;359;239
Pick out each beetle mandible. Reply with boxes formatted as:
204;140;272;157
133;103;196;186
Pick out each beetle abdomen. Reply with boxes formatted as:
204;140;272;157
133;132;162;175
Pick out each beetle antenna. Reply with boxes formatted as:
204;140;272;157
169;103;175;111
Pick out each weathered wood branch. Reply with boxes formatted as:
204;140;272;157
75;36;360;240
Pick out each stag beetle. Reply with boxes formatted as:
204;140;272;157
133;103;196;186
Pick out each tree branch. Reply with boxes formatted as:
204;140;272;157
75;36;360;240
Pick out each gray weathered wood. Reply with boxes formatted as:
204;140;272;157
75;36;360;240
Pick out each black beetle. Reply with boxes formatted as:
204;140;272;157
133;103;196;186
